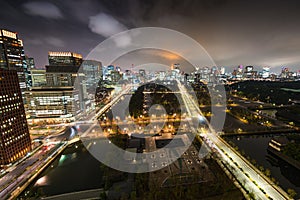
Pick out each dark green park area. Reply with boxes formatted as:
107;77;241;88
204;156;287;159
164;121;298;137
229;80;300;105
283;135;300;162
228;81;300;125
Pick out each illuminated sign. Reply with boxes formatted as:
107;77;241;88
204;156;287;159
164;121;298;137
1;30;17;39
48;51;83;59
49;51;72;57
72;53;82;59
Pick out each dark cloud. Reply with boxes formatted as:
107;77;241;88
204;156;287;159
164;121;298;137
23;1;63;19
1;0;300;72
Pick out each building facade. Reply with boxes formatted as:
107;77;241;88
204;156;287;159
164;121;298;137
45;65;81;87
26;87;80;124
82;60;102;93
30;69;47;87
45;61;87;112
0;69;31;165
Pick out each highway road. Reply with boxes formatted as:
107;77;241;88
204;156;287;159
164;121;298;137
177;80;291;200
0;125;79;199
0;142;66;199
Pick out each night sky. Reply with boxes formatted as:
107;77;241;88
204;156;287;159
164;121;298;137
1;0;300;73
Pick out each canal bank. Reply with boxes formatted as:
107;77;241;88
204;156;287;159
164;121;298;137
17;139;132;200
225;133;300;199
17;141;106;199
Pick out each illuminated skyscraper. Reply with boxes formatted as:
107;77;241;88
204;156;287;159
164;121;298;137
262;67;270;78
0;29;29;91
46;51;84;87
82;60;103;93
220;67;225;75
31;51;88;121
25;56;35;69
0;68;31;165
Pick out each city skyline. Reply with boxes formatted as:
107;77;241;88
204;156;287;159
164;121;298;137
1;0;300;73
0;2;300;199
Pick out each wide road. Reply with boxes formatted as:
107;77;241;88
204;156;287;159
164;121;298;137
0;123;79;199
79;84;133;138
177;80;290;200
0;142;67;200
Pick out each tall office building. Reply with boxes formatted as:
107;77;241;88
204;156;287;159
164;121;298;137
0;68;31;165
27;55;83;123
235;65;243;79
46;51;84;87
0;29;29;91
82;60;103;93
25;56;35;69
262;67;270;78
244;66;257;79
220;67;225;75
26;56;35;87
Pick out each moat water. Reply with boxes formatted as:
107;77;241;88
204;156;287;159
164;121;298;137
226;133;300;198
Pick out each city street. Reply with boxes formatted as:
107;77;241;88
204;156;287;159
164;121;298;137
0;124;79;199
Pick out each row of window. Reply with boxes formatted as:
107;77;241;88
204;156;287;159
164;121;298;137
2;132;28;146
0;102;21;111
1;146;30;164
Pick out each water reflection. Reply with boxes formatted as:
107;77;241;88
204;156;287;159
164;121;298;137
19;142;105;198
35;176;48;186
226;134;300;198
268;150;300;187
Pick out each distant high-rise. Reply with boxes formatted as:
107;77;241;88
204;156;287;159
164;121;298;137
262;67;270;78
245;66;253;73
244;66;257;79
48;51;83;66
139;69;146;77
0;68;31;165
159;71;166;80
26;56;36;87
82;60;103;93
0;29;29;91
26;56;35;69
220;67;225;75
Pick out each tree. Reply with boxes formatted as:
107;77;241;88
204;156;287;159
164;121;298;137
130;191;137;200
287;188;297;199
99;191;107;200
271;177;276;183
265;168;271;177
258;165;264;172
